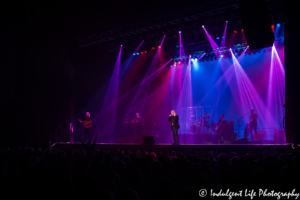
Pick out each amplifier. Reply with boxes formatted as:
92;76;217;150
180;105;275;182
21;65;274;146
274;129;285;143
224;121;235;141
257;131;266;140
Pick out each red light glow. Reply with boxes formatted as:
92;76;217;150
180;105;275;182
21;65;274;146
141;52;143;54
152;47;155;49
144;51;147;53
241;29;244;32
158;46;161;48
234;31;237;33
271;25;275;33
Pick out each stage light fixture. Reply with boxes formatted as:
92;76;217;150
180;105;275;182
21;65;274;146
220;55;224;58
144;51;147;53
202;25;204;28
216;37;220;39
277;23;280;27
133;53;136;55
179;31;181;33
158;46;161;48
152;47;155;49
170;65;172;68
271;25;275;29
141;52;143;54
241;29;244;32
137;53;139;55
234;31;237;33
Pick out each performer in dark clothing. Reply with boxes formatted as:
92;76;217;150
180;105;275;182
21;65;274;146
215;114;226;144
168;110;180;145
249;108;258;140
78;112;92;142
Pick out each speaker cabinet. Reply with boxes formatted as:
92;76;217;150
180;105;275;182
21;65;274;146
274;129;286;143
224;121;235;142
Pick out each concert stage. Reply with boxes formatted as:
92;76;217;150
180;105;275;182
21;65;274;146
54;142;293;157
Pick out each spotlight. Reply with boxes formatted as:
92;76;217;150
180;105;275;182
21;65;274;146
226;21;228;23
158;46;161;48
176;46;179;47
271;25;275;29
152;47;155;49
137;53;139;55
133;53;136;55
179;31;181;33
241;29;244;32
234;31;237;33
141;52;143;54
220;55;224;58
178;62;181;65
189;55;191;57
170;65;172;68
229;48;232;51
191;58;194;61
144;51;147;53
181;63;184;66
216;37;220;39
202;25;204;28
277;23;281;27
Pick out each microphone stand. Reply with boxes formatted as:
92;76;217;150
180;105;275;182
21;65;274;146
237;112;248;137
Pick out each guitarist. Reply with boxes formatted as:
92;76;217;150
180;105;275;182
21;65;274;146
78;112;92;142
215;114;226;144
249;108;257;140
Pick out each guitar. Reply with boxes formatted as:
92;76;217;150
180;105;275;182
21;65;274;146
78;118;92;128
215;120;225;131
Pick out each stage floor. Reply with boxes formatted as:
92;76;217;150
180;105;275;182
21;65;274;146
54;142;294;157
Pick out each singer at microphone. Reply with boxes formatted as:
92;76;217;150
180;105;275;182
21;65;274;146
168;110;180;145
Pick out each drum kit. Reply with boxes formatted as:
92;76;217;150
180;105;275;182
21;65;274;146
189;112;212;134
